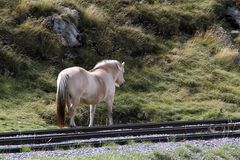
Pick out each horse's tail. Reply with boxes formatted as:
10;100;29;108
56;73;69;128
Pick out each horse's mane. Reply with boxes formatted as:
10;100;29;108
93;60;119;69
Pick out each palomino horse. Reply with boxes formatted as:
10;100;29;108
56;60;125;128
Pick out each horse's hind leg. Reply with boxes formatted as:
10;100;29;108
89;104;96;127
69;106;76;128
106;99;114;125
68;96;80;128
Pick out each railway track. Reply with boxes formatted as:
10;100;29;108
1;118;240;153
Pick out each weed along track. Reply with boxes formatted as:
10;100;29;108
1;118;240;153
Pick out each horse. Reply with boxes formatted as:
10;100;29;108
56;60;125;128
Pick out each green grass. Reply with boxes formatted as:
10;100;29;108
0;42;30;76
204;145;240;160
20;146;32;152
0;76;56;132
0;0;239;131
125;0;228;35
13;19;62;59
13;0;58;21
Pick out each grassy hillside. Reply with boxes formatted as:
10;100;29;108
0;0;239;131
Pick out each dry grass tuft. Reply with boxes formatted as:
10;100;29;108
84;5;110;26
215;48;240;66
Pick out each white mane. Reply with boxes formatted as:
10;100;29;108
93;60;120;69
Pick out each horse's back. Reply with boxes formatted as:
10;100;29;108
58;66;86;76
58;67;89;93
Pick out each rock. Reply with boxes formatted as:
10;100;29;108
59;6;79;20
42;7;81;47
212;26;233;45
230;30;240;37
226;6;240;29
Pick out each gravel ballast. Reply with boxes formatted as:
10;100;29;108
2;137;240;159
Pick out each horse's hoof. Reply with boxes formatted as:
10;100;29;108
70;125;76;128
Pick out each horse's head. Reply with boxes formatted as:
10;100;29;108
115;62;125;88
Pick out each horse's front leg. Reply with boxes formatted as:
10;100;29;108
106;100;114;125
89;104;96;127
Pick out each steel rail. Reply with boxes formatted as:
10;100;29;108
1;131;240;153
0;118;240;137
0;123;240;145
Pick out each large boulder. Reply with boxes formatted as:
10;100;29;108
42;7;81;47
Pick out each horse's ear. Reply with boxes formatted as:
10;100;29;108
117;63;121;70
122;62;125;66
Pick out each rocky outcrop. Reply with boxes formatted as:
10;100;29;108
213;26;233;45
59;6;79;20
42;6;81;47
227;6;240;29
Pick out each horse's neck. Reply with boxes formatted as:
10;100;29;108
92;66;118;81
107;68;118;81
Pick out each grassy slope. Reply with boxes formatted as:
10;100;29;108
0;0;239;131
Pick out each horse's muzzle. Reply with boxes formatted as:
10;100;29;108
120;82;125;88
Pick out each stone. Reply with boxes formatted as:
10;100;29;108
226;6;240;29
59;6;79;20
42;7;81;47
